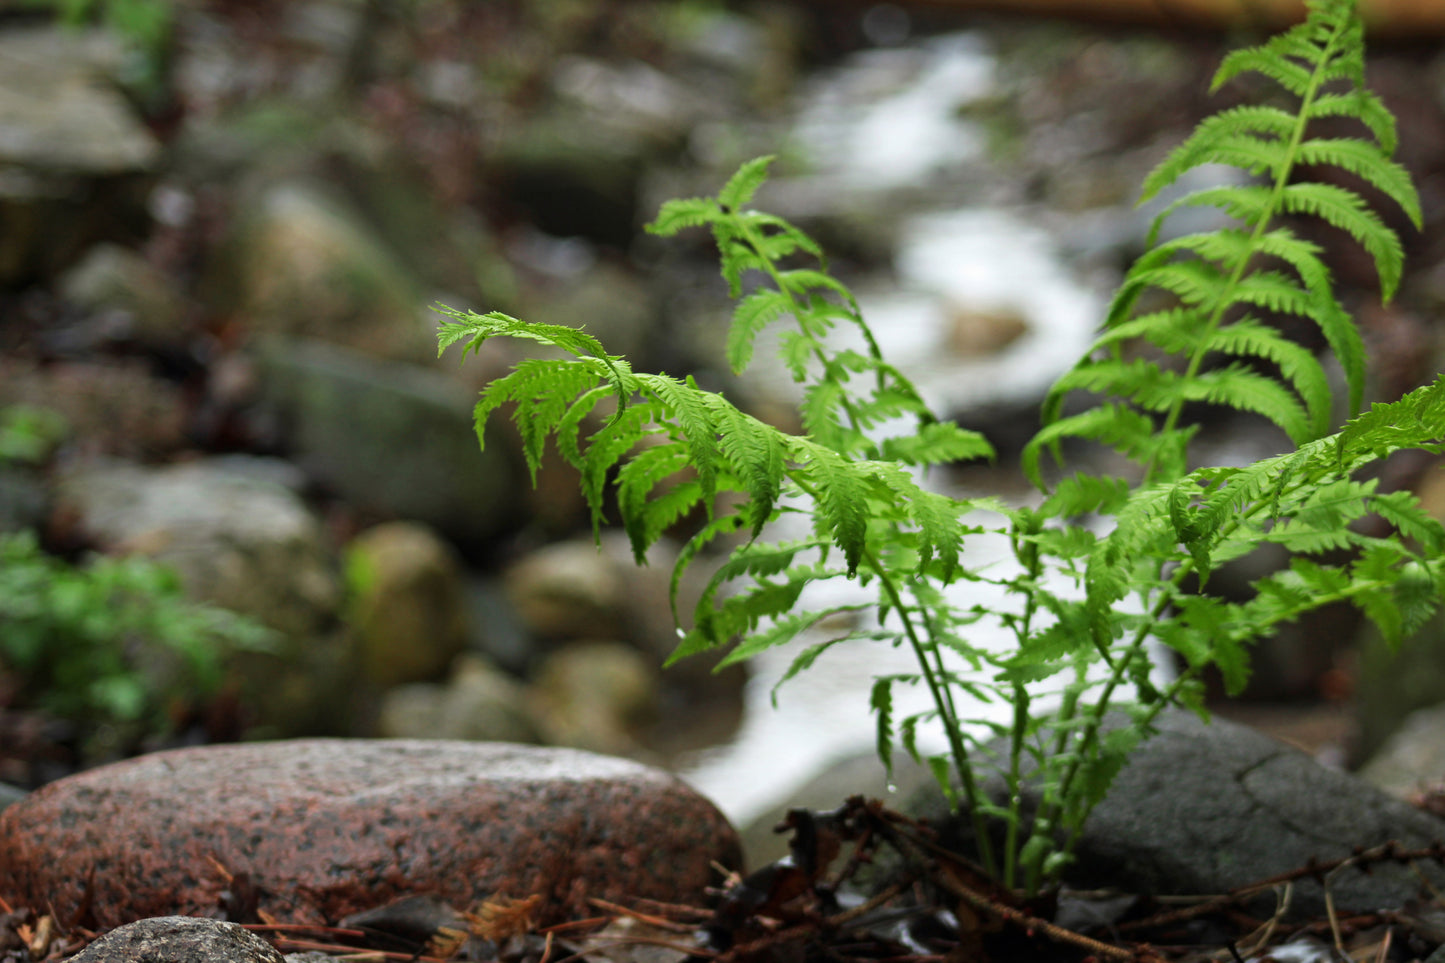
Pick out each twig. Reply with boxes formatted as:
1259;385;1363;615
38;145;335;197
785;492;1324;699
272;935;451;962
826;879;913;928
935;863;1147;963
586;898;698;933
1235;883;1291;955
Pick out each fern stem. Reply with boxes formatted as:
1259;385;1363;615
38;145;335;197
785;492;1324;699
1145;16;1348;485
871;549;999;877
729;211;893;438
1003;515;1046;890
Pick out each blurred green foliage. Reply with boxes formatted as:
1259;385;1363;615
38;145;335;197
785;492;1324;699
0;530;277;751
0;403;275;758
24;0;174;100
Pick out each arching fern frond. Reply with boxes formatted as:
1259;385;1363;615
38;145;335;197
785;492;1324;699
1029;0;1417;490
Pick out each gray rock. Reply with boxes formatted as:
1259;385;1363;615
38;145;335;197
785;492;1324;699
529;641;660;757
59;243;188;348
56;457;341;638
252;336;523;545
0;781;25;814
0;28;158;174
70;916;284;963
220;182;433;363
0;27;160;283
913;710;1445;917
345;521;470;686
376;654;540;744
1358;701;1445;799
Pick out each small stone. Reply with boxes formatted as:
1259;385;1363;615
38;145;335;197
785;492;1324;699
504;539;627;641
376;654;541;744
529;641;659;756
55;457;341;638
346;521;470;686
59;243;188;348
0;739;740;929
1358;701;1445;799
69;916;283;963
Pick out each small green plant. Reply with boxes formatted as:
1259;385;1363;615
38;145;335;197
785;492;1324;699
437;0;1443;895
0;405;67;466
0;530;275;757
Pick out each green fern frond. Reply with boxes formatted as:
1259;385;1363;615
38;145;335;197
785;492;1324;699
727;288;792;373
1035;0;1411;488
1295;138;1421;227
718;154;776;211
1278;182;1404;298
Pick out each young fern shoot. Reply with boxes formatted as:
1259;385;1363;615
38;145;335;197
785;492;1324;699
439;0;1443;897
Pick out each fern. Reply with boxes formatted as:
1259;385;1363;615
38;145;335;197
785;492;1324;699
440;0;1444;899
1027;0;1421;488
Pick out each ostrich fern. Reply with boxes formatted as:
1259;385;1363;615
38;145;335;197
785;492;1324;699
438;0;1444;895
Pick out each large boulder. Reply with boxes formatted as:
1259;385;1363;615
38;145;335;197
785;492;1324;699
0;739;741;929
912;710;1445;918
219;181;435;363
251;336;523;546
0;26;159;284
55;457;341;638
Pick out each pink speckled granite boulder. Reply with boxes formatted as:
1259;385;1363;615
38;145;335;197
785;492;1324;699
0;740;740;929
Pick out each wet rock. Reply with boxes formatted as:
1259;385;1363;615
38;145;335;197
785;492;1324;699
376;654;541;744
504;538;628;642
530;641;659;757
0;739;741;929
252;336;523;545
912;710;1445;918
70;916;284;963
0;359;188;459
1358;701;1445;799
56;457;341;638
0;27;160;283
504;534;745;755
58;243;189;349
220;182;433;363
345;521;469;687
